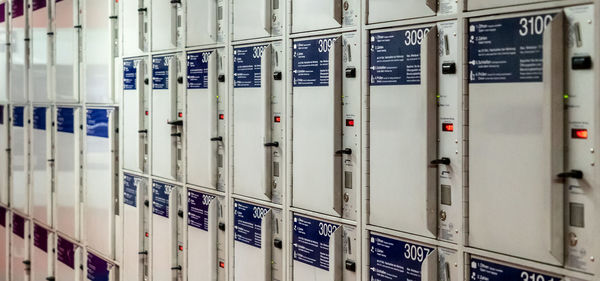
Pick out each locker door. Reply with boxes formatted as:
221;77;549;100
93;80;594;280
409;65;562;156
31;224;51;281
55;107;81;239
11;214;29;281
292;36;342;217
468;0;551;11
0;3;7;102
31;0;50;102
369;26;438;238
10;0;27;103
291;0;341;33
56;236;82;281
292;215;341;281
469;257;563;281
122;0;147;55
187;190;218;281
186;0;224;46
151;0;182;51
85;108;117;258
32;106;53;225
367;0;436;24
54;0;79;103
232;0;272;40
151;182;180;281
186;50;220;190
123;58;148;173
87;252;116;281
123;174;148;281
233;45;273;201
233;201;272;281
468;12;565;265
0;207;8;280
11;106;29;215
83;0;114;103
0;105;8;205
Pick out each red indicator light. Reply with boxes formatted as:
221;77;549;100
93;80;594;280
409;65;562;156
145;232;149;237
179;245;183;251
219;262;225;268
145;111;149;116
346;119;355;127
274;116;281;123
219;114;225;120
442;123;454;132
178;112;183;118
572;129;588;139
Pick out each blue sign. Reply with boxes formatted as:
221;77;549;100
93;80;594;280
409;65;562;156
188;190;215;231
12;214;25;238
152;55;171;90
87;253;110;281
292;215;339;271
0;105;4;124
234;201;269;248
370;28;430;86
32;0;46;11
293;38;336;87
33;224;48;252
57;236;75;269
0;206;5;227
469;14;554;83
470;258;561;281
33;107;46;130
234;46;264;88
12;0;23;18
12;106;24;127
86;108;110;138
369;234;434;281
152;181;172;218
187;51;211;89
0;3;5;23
57;107;75;134
123;59;137;90
123;173;137;208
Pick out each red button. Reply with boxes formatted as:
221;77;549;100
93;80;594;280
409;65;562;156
274;116;281;123
442;123;454;132
572;129;588;139
219;261;225;268
179;245;183;251
145;111;149;116
219;114;225;120
346;119;354;127
178;112;183;118
145;232;149;237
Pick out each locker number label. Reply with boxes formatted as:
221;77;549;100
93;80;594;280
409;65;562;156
234;201;269;248
369;234;434;281
470;258;561;281
293;215;339;271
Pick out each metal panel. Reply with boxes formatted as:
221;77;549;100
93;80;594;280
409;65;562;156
291;0;341;33
367;0;442;24
56;236;82;281
0;105;9;205
467;0;551;11
0;3;8;102
0;207;9;280
186;0;224;46
233;201;272;281
123;174;148;281
31;224;52;281
232;0;282;41
292;215;342;281
151;0;182;51
31;0;51;102
123;58;149;173
84;107;118;257
122;0;148;55
468;12;565;265
186;190;221;281
11;105;29;215
83;0;113;103
32;106;53;226
54;0;79;103
151;181;182;281
11;214;29;281
10;0;28;103
55;106;81;240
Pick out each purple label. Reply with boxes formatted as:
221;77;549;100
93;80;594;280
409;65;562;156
234;201;269;249
12;214;25;238
87;252;110;281
86;108;110;138
292;215;339;271
369;234;435;280
0;206;6;227
0;105;3;125
11;0;24;18
57;236;75;269
187;190;215;231
33;224;48;252
0;3;5;23
32;0;47;11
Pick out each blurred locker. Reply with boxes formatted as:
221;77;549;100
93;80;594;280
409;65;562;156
468;0;553;11
151;181;184;281
0;207;8;280
30;0;51;102
56;235;83;281
367;0;457;24
11;105;30;215
469;256;563;281
0;104;8;205
185;0;225;46
11;213;30;281
291;0;357;33
122;173;149;281
123;57;149;173
122;0;148;56
232;0;282;41
86;251;118;281
10;0;27;103
53;0;80;103
31;224;54;281
32;106;53;226
151;0;182;51
0;2;7;102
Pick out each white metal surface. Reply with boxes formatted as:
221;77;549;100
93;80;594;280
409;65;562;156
151;0;182;51
123;58;148;173
11;105;29;215
0;2;8;102
367;0;439;24
186;191;219;281
291;0;341;33
31;224;52;281
122;174;148;281
122;0;147;55
31;106;53;226
83;0;113;103
30;0;50;102
10;214;29;281
233;202;272;281
9;0;27;103
467;0;551;11
54;0;79;103
232;0;281;41
151;181;180;281
0;105;8;205
185;0;224;46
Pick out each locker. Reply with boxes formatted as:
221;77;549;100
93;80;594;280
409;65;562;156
122;0;148;55
232;0;282;41
54;0;80;103
151;181;183;281
186;190;226;281
291;0;357;33
84;107;118;257
151;0;182;51
469;256;563;281
292;34;360;219
56;235;83;281
468;11;565;265
185;0;225;46
83;0;117;103
367;0;457;24
55;106;81;240
186;49;226;191
232;43;284;204
32;106;53;226
292;215;357;281
122;173;149;281
467;0;552;11
11;214;30;281
0;104;8;205
438;248;460;281
10;0;27;103
32;224;53;281
152;54;184;181
86;251;118;281
233;201;283;281
0;2;7;102
0;207;8;280
368;233;438;281
11;105;30;215
123;57;149;173
30;0;51;102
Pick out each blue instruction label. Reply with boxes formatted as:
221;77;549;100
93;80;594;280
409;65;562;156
86;108;110;138
33;107;46;130
187;51;211;89
292;215;339;271
188;190;215;231
234;46;265;88
234;201;269;248
152;181;173;218
33;224;48;252
57;236;75;269
470;258;561;281
123;59;137;90
12;106;24;127
57;107;75;134
152;55;172;90
123;173;138;208
87;253;110;281
293;38;336;87
0;3;5;23
369;234;434;281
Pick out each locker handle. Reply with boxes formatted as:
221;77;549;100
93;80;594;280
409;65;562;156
218;222;225;231
46;277;55;281
144;200;149;207
430;157;450;165
572;56;592;70
167;120;183;126
345;260;356;272
345;67;356;78
557;170;583;179
178;210;184;217
441;62;456;74
138;129;148;134
171;133;182;137
138;250;148;255
218;74;225;82
264;142;279;148
211;137;223;142
170;0;181;4
47;159;55;162
137;8;147;12
273;238;282;249
171;265;182;270
22;260;31;265
273;71;282;80
335;148;352;155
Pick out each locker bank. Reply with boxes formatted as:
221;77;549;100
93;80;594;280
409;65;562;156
0;0;599;280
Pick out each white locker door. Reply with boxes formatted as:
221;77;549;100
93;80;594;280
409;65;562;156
55;0;79;103
232;0;270;40
292;215;341;281
83;0;112;103
123;58;146;172
0;207;8;280
368;234;438;281
57;236;81;281
11;214;29;281
468;13;565;265
151;0;180;51
10;0;27;103
123;174;146;281
0;3;7;102
86;252;115;281
0;105;8;205
32;107;52;225
55;107;80;239
292;37;342;217
85;108;117;257
31;0;50;102
186;50;219;189
233;201;272;281
233;45;272;201
123;0;147;55
152;181;178;281
291;0;341;33
31;224;51;281
11;106;29;215
187;190;218;281
367;0;436;24
186;0;220;46
369;26;438;238
468;0;550;11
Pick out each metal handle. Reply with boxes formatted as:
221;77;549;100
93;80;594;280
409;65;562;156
138;250;148;255
430;157;450;165
167;120;183;126
211;137;223;142
335;148;352;155
264;142;279;148
557;170;583;179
